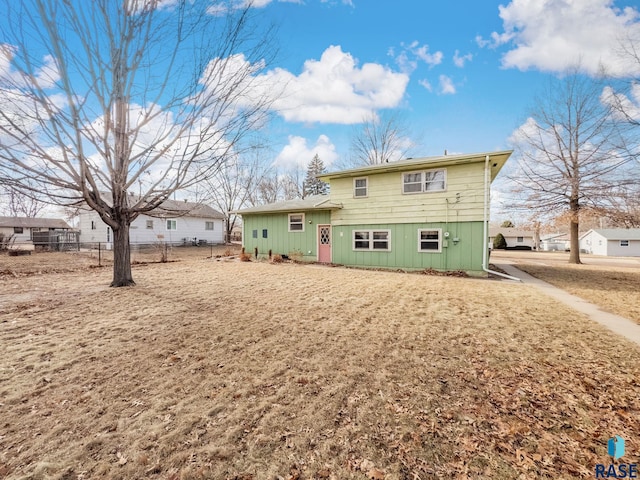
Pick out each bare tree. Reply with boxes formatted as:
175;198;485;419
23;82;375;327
509;69;635;264
349;111;415;166
251;170;283;205
1;184;47;217
199;147;267;243
0;0;276;286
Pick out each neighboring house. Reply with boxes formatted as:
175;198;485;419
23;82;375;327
78;196;225;246
540;233;570;252
579;228;640;257
489;227;536;250
237;150;512;275
0;216;72;244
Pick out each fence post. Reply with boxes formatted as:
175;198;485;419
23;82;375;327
98;242;101;267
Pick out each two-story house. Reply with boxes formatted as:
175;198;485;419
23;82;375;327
237;150;512;275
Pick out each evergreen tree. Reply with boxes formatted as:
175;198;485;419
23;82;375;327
493;233;508;250
302;154;329;198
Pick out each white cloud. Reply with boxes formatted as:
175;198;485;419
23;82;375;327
392;41;443;73
259;45;409;124
273;134;338;170
418;79;432;92
0;44;60;89
601;84;640;121
453;50;473;68
481;0;640;76
207;0;307;15
439;75;456;95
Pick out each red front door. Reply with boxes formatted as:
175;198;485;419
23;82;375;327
318;225;331;263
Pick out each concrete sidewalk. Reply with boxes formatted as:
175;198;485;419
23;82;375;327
495;263;640;347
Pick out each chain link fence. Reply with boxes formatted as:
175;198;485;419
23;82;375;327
0;241;239;277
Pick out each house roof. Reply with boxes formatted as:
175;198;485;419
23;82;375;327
540;233;569;242
145;198;224;219
317;150;513;183
0;216;72;229
581;228;640;240
489;227;534;238
82;193;224;219
235;195;343;215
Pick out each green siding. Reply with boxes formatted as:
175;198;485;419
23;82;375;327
331;221;486;274
242;211;332;261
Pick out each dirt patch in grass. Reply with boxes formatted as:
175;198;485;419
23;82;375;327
1;260;639;479
513;262;640;324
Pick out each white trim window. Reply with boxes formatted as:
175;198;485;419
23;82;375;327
288;213;305;232
354;177;368;198
205;221;215;231
353;230;390;251
403;169;446;194
620;240;629;247
166;219;177;230
418;229;442;252
146;220;154;229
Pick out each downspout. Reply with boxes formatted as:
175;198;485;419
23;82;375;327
482;155;521;281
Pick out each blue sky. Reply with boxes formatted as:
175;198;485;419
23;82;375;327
2;0;640;220
240;0;640;170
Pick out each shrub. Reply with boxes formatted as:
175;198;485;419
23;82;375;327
288;249;303;262
270;254;283;263
493;233;507;250
239;252;251;262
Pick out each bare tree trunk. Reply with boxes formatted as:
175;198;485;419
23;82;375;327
111;221;135;287
568;198;581;264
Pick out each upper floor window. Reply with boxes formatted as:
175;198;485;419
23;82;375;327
620;240;629;247
288;213;304;232
91;220;97;230
402;169;446;194
13;227;23;234
166;219;177;230
354;177;368;198
205;221;214;230
146;220;154;229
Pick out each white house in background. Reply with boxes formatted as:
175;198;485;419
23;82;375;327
579;228;640;257
0;216;72;243
78;197;225;246
540;233;570;252
489;227;537;249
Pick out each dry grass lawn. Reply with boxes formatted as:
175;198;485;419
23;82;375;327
1;251;640;479
506;262;640;325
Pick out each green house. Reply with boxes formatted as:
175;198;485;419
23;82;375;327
237;150;512;275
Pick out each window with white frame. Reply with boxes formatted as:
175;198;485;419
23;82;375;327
146;220;154;229
353;230;390;251
620;240;629;247
517;236;524;243
288;213;305;232
418;229;442;252
354;177;368;197
166;219;177;230
403;169;446;194
205;221;214;230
